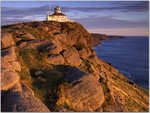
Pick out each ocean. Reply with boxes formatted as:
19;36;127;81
94;36;149;89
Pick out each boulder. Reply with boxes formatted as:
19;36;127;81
37;42;54;52
1;33;14;49
49;42;62;54
15;37;22;42
22;32;35;40
24;39;48;49
38;42;62;54
9;82;22;93
79;48;89;59
2;59;21;72
47;54;64;65
1;47;17;62
1;70;20;91
53;33;68;49
76;36;88;48
15;32;35;41
66;30;79;46
62;47;82;66
1;47;21;72
95;107;103;112
2;85;50;112
1;47;21;91
92;73;100;82
11;61;21;72
65;66;88;83
100;72;107;82
2;60;21;74
21;84;34;96
57;66;104;111
18;41;28;48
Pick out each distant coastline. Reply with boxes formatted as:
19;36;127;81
90;33;124;47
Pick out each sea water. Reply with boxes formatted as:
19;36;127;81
94;36;149;89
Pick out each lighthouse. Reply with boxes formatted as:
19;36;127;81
46;6;73;22
54;6;62;14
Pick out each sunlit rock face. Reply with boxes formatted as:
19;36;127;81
1;21;149;112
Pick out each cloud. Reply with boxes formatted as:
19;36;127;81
74;16;149;29
1;5;48;16
60;1;149;13
115;1;149;12
2;1;148;17
1;5;48;25
1;1;149;25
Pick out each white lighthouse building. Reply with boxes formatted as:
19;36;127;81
46;6;73;22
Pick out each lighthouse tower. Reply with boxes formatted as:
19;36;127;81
54;6;62;14
46;6;73;22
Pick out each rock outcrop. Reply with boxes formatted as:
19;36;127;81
2;84;50;112
1;21;149;112
1;30;50;112
57;66;104;111
1;42;20;91
47;54;65;64
2;33;15;49
62;47;82;66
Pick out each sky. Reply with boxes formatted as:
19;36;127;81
1;1;149;36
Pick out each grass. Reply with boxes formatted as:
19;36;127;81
17;50;32;86
30;65;68;111
79;59;94;74
99;77;110;94
19;49;50;69
18;47;68;109
124;97;148;112
27;27;45;39
101;93;112;112
75;44;85;51
18;48;65;110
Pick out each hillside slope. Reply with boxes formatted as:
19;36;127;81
1;21;149;112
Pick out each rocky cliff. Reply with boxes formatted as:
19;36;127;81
1;21;149;112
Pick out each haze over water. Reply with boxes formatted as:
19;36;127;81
94;36;149;89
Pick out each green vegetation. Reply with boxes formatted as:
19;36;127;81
31;65;68;111
124;97;147;112
99;77;110;94
101;93;112;112
27;27;46;39
75;44;85;51
19;47;70;110
19;49;49;69
18;48;66;110
79;59;94;73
